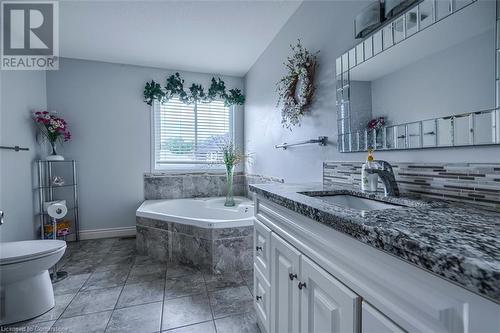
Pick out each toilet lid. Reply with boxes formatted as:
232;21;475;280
0;240;66;265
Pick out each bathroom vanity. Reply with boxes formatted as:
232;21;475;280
250;183;500;333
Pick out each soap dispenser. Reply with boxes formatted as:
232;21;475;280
361;148;378;192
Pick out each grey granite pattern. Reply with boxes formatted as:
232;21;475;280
249;182;500;303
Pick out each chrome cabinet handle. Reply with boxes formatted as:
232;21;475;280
298;282;307;290
289;273;297;281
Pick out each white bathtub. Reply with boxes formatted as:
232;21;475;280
136;196;254;229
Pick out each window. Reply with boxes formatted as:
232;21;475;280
152;98;233;170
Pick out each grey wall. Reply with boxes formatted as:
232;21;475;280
46;58;244;232
0;71;46;242
243;0;500;183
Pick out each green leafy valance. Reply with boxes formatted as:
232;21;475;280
143;72;245;107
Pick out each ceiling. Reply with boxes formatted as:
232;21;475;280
58;0;302;77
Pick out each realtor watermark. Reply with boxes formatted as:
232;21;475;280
1;1;59;70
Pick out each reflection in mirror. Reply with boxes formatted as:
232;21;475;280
359;131;366;151
437;118;453;146
356;44;364;64
422;119;437;147
396;125;406;149
473;110;496;144
407;122;421;148
419;0;435;29
436;0;452;21
364;36;373;59
385;126;395;149
373;31;383;55
342;53;349;72
454;114;472;146
383;24;394;49
349;48;356;69
393;18;405;43
337;0;498;152
405;7;419;37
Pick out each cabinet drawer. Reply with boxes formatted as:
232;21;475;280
254;218;271;280
254;264;271;333
362;301;406;333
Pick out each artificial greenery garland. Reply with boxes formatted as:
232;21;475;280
144;73;245;107
276;40;318;129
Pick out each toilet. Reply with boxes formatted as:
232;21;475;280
0;240;66;325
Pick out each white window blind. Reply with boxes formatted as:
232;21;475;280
153;98;232;169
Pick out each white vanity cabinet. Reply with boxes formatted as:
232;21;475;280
253;196;500;333
270;233;300;333
267;224;360;333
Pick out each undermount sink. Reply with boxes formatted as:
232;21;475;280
304;194;406;211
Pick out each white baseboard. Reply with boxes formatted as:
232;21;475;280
77;226;136;240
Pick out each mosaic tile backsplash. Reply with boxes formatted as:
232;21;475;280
324;162;500;210
144;172;283;200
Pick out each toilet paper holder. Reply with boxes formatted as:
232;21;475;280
43;200;69;283
43;200;67;213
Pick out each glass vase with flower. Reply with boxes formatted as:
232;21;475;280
220;141;246;207
33;111;71;161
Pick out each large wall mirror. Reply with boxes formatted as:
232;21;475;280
336;0;500;152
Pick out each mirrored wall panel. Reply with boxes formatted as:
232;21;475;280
336;0;500;152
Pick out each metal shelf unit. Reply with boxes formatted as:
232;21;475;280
36;160;80;241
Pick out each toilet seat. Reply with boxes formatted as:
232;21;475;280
0;240;66;265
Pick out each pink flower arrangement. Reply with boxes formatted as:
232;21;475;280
367;117;386;130
33;111;71;143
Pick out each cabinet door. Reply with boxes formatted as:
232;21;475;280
362;301;405;333
254;264;271;333
270;233;301;333
300;256;361;333
255;219;271;280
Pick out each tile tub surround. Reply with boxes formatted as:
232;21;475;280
324;162;500;210
136;217;253;274
4;237;258;333
144;172;284;200
249;182;500;303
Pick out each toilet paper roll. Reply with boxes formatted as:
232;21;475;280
47;203;67;219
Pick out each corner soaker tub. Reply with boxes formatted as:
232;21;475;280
136;197;254;228
135;196;254;274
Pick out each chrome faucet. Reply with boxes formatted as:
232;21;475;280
365;160;400;197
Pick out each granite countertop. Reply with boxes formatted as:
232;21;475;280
249;182;500;303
